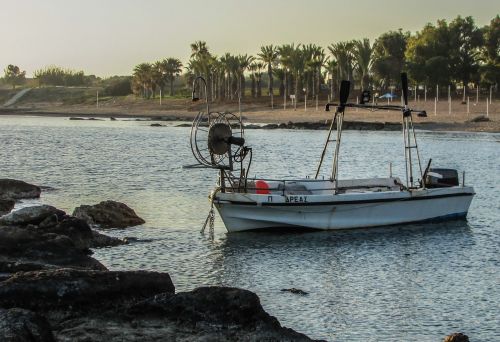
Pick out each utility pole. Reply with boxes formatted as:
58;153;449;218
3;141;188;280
96;90;99;109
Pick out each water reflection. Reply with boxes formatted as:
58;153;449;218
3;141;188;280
207;221;476;341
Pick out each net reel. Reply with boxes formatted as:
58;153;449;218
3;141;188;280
190;110;247;171
188;76;252;175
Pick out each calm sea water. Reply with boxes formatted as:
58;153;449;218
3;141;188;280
0;115;498;341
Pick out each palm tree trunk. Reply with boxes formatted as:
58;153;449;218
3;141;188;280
170;79;174;96
268;65;273;96
251;76;256;98
257;76;262;97
316;68;321;99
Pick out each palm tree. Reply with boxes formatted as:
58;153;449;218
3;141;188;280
277;44;297;102
273;67;286;96
152;61;165;98
160;58;183;96
188;41;213;99
133;63;153;98
249;63;257;97
312;47;327;98
258;45;278;96
328;41;354;91
236;54;255;99
325;58;338;100
352;39;373;90
190;41;209;59
289;46;305;102
302;44;325;98
255;62;264;97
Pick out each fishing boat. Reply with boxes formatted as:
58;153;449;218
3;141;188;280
186;74;475;232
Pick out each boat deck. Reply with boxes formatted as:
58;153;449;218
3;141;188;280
225;177;404;196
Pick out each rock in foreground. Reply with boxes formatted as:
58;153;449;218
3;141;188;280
0;199;15;216
73;200;145;228
0;204;126;272
0;226;107;272
0;308;55;342
443;332;469;342
0;269;174;310
0;205;65;226
0;179;41;200
0;269;318;341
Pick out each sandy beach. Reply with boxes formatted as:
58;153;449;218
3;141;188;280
1;94;499;132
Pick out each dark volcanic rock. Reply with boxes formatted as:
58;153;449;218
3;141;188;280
150;123;164;127
91;230;126;248
0;204;124;272
467;115;490;123
0;179;41;200
0;226;106;272
54;286;318;342
0;205;65;227
281;288;309;295
72;200;145;228
0;199;15;216
0;272;318;341
0;308;55;342
130;286;279;326
0;269;174;311
443;333;470;342
34;212;123;249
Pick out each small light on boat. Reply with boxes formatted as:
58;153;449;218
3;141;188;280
255;180;270;194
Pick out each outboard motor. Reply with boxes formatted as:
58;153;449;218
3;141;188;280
425;168;459;188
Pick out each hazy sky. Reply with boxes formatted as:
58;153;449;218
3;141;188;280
1;0;498;77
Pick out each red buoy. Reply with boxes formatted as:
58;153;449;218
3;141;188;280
255;180;270;194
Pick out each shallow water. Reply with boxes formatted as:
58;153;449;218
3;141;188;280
0;115;498;341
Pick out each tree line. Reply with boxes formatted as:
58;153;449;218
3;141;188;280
2;15;498;102
132;15;498;101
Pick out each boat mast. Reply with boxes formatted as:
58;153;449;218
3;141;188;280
315;80;350;192
401;73;424;188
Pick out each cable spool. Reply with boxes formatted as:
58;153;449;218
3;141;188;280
190;111;245;170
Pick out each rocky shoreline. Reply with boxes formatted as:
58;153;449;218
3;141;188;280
1;108;497;133
0;179;321;341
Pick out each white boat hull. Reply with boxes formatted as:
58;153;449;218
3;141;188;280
214;186;475;232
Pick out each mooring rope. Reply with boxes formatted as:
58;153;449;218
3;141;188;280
201;188;219;237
